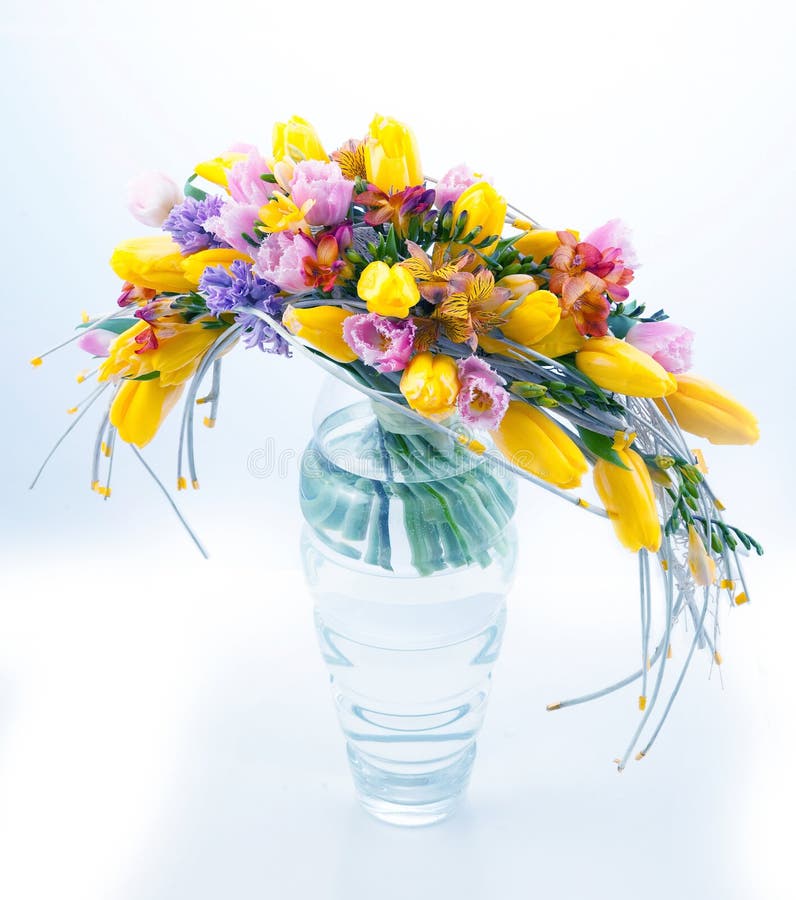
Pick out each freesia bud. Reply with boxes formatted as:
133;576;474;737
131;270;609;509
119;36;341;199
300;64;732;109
399;351;460;419
452;181;507;255
364;114;423;194
126;172;182;227
496;274;538;302
493;400;587;489
357;260;420;318
593;448;662;552
282;304;357;363
656;375;759;445
575;336;677;398
272;116;328;163
687;524;717;586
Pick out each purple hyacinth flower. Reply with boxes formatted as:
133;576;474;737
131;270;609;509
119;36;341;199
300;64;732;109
162;195;228;254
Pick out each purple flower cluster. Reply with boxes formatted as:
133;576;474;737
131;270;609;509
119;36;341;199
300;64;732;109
199;259;289;355
162;195;227;254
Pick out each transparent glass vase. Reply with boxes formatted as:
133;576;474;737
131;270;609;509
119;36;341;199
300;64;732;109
300;378;518;826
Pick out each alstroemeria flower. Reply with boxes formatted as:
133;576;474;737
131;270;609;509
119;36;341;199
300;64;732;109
456;355;509;430
356;184;435;234
430;268;511;349
302;225;353;292
343;313;416;373
400;241;476;304
546;231;634;337
290;160;354;226
626;321;694;373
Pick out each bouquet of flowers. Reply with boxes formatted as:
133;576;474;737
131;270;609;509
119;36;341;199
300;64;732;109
31;114;762;769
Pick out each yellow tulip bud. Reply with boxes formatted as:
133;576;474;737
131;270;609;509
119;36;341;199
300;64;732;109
182;248;252;288
498;289;561;347
110;235;195;294
357;260;420;318
364;114;423;194
399;351;459;419
282;304;357;363
272;115;328;163
452;181;507;255
576;336;677;398
110;378;184;448
528;316;586;358
515;228;578;261
593;448;662;552
687;524;717;586
495;273;538;302
194;152;248;188
493;400;587;489
656;375;759;445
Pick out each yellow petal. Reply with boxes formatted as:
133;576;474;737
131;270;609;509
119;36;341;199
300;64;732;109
593;448;662;552
282;304;356;362
576;337;677;398
110;379;184;448
657;375;759;445
110;235;194;293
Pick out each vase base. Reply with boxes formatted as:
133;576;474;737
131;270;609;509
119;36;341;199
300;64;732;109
347;742;476;828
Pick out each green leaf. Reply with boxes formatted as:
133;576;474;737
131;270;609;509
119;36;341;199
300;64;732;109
128;371;160;382
577;427;630;469
606;314;636;340
184;174;208;201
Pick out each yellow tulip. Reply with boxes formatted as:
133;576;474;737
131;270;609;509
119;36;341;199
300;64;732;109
687;524;717;586
452;181;507;255
493;400;587;489
593;448;662;552
357;260;419;318
364;114;423;194
495;274;538;302
273;115;328;163
656;375;759;445
576;336;677;397
282;304;357;362
110;235;194;293
515;228;578;261
498;289;561;346
528;316;586;358
399;352;459;419
183;248;253;288
109;378;185;448
194;152;248;188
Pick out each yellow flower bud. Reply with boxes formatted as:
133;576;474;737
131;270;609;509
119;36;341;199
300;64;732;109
495;273;538;302
687;524;717;586
575;336;677;398
498;289;561;347
399;351;459;419
528;316;586;358
182;248;253;288
593;448;662;552
194;152;248;189
357;260;420;318
656;375;759;445
515;228;578;261
110;235;194;293
110;378;185;448
493;400;587;489
452;181;507;255
364;114;423;194
282;304;357;363
272;115;328;163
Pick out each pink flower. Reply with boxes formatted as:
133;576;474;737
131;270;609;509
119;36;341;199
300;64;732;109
584;218;638;268
253;231;316;294
434;164;490;208
126;171;182;227
204;202;260;255
227;150;274;206
342;314;416;373
626;321;694;373
77;328;116;357
289;161;354;226
456;356;509;430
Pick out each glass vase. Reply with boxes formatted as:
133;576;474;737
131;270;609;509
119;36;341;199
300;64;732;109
300;379;517;826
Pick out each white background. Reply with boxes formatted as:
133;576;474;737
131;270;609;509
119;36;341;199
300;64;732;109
1;2;794;898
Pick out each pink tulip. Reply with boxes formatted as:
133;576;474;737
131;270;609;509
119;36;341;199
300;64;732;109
434;164;490;209
456;356;509;430
126;171;182;227
77;328;116;357
204;202;260;255
342;314;416;373
227;150;274;206
626;320;694;373
584;218;638;268
253;231;316;294
289;161;354;227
